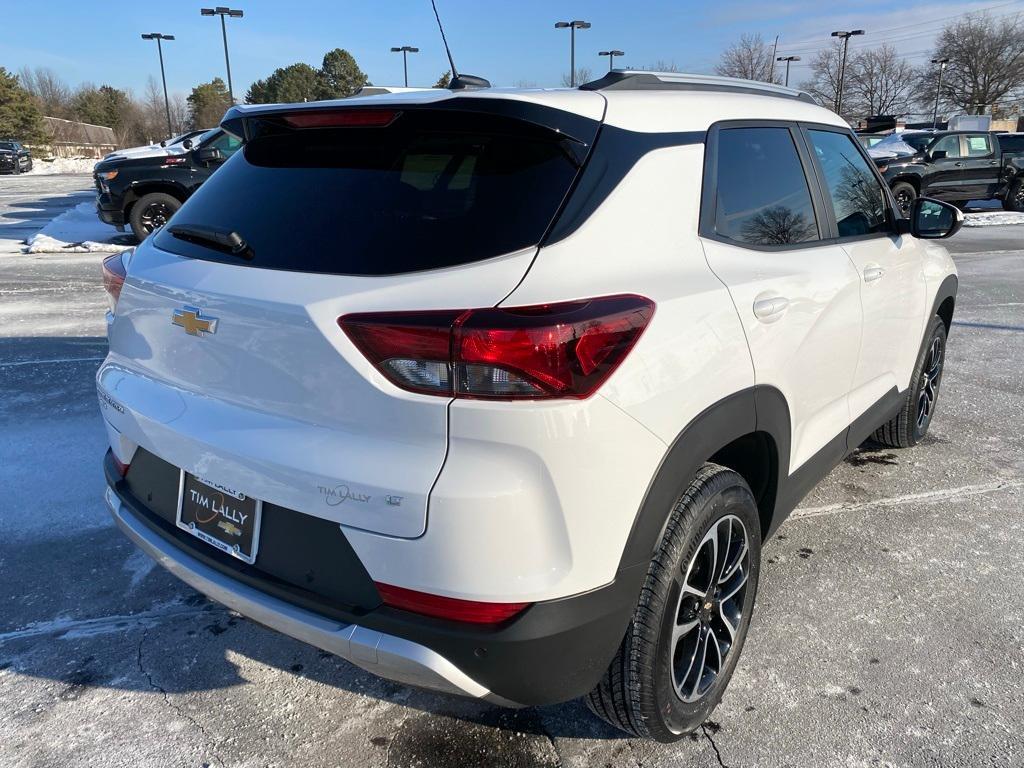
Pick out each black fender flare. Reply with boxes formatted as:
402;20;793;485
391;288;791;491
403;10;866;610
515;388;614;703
929;274;958;333
615;385;791;576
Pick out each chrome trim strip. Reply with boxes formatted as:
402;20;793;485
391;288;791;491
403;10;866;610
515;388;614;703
105;486;508;703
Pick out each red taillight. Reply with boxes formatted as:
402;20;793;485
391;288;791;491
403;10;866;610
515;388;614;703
101;250;130;313
340;295;654;400
281;109;400;129
375;582;530;624
112;455;130;478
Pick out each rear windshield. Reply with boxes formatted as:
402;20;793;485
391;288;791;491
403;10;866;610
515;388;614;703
154;109;583;275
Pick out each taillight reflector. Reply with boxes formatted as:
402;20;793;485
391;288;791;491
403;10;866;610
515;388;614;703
112;456;130;478
340;295;654;400
281;109;400;129
375;582;530;624
101;250;131;313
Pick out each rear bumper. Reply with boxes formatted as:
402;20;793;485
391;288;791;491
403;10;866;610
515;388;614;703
103;449;641;706
105;482;513;703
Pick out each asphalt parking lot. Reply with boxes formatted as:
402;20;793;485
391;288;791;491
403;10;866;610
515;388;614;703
0;175;1021;767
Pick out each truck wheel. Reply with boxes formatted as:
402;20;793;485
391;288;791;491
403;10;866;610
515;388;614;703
873;315;946;449
891;182;916;217
1003;180;1024;213
586;463;761;742
129;192;180;242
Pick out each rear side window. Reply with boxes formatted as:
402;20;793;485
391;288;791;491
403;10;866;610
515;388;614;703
1001;134;1024;153
964;134;993;157
807;129;890;238
154;109;583;275
711;127;819;247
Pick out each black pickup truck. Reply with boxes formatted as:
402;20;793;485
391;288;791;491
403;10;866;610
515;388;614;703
873;131;1024;215
94;129;242;241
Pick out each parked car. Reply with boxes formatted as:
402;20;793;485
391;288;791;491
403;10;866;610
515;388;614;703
98;72;960;742
873;130;1024;214
93;129;242;241
102;129;212;163
0;140;33;174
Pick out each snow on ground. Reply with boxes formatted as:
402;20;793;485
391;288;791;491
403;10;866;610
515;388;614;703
25;157;96;175
963;210;1024;227
24;201;132;253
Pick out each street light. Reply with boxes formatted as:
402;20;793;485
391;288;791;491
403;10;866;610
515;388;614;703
390;46;420;87
931;57;950;129
776;55;801;87
598;50;625;71
200;7;244;104
141;33;175;139
555;20;591;86
831;30;864;115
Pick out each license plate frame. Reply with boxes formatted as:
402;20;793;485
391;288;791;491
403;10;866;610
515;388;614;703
175;471;263;565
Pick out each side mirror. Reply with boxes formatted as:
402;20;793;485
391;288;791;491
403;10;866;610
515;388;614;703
911;197;963;239
930;149;947;160
182;138;193;150
197;147;223;163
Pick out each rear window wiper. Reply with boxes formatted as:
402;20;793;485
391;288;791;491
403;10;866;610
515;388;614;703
167;224;253;260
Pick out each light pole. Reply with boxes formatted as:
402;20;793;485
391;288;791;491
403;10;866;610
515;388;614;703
831;29;864;116
555;20;591;86
599;50;625;71
390;46;420;87
141;33;175;139
776;55;800;87
931;57;950;129
201;7;244;104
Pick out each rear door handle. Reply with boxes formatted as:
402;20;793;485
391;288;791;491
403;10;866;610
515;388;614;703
863;266;885;283
954;162;964;167
752;296;789;320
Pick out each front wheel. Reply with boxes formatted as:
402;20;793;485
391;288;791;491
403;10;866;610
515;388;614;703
586;463;761;742
873;315;947;448
129;192;181;242
891;181;917;217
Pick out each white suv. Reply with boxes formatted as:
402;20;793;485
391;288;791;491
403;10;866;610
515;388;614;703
98;72;960;741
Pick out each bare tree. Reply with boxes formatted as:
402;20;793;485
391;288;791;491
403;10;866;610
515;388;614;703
18;66;72;118
919;12;1024;115
800;41;843;113
561;67;593;87
715;34;778;83
845;44;915;116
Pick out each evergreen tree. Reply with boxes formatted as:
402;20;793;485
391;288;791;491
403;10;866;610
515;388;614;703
0;67;47;143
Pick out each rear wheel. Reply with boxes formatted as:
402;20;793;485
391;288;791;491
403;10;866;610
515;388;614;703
586;463;761;742
873;315;947;448
1003;179;1024;212
891;181;916;217
129;192;181;242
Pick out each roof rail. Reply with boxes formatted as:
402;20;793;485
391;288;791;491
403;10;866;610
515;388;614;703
580;70;816;104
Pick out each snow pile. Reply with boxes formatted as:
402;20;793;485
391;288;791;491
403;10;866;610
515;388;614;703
24;201;133;253
962;211;1024;227
26;157;97;175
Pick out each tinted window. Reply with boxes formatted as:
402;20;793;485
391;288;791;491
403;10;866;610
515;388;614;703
0;142;14;150
1000;134;1024;153
713;127;818;246
964;134;992;157
931;134;961;158
154;110;582;275
808;129;890;238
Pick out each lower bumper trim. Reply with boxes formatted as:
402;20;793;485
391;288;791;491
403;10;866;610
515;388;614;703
105;485;513;704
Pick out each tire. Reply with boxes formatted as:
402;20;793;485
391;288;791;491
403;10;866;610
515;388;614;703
872;315;947;448
129;192;180;242
1003;179;1024;213
586;463;761;742
891;181;916;217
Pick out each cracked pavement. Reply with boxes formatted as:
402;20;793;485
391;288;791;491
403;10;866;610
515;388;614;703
1;176;1022;767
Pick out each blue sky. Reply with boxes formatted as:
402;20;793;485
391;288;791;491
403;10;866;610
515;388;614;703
4;0;1022;99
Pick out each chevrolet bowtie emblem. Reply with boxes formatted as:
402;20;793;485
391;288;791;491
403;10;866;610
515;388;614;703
172;306;218;336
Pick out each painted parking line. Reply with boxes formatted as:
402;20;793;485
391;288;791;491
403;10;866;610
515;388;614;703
0;356;106;368
952;320;1024;332
792;479;1023;520
0;603;221;645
